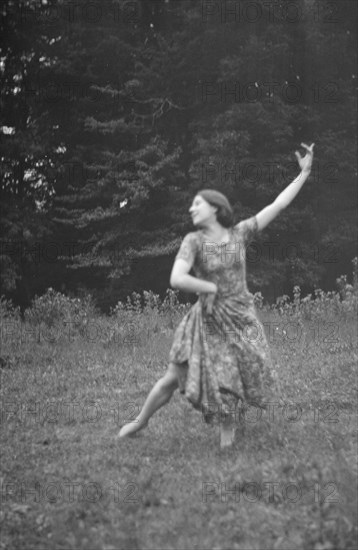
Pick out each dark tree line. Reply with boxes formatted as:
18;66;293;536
1;0;357;311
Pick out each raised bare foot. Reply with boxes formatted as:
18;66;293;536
116;419;148;439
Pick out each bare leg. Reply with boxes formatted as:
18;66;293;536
117;364;179;438
220;414;236;449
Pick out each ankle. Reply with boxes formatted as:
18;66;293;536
134;416;148;428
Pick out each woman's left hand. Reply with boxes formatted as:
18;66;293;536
295;142;315;173
200;287;217;315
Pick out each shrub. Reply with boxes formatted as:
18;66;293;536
267;258;358;320
110;288;191;337
7;258;358;346
0;295;21;322
23;287;98;331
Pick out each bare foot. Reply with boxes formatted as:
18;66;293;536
220;423;235;449
220;436;235;449
220;440;234;450
116;419;148;439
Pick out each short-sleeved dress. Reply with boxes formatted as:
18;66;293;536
169;216;276;424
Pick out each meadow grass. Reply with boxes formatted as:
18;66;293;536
0;282;357;550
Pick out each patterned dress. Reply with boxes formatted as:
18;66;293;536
169;216;276;424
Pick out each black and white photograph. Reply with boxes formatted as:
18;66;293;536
1;1;357;548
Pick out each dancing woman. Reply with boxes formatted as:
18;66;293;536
118;143;315;448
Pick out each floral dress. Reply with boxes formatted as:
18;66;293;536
169;216;276;424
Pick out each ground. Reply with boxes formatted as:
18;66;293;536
0;306;357;550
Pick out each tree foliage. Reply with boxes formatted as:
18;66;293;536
1;0;357;309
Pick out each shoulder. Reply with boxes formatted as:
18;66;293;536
187;230;200;238
180;231;200;245
175;231;200;261
234;216;258;240
234;215;258;231
234;215;257;230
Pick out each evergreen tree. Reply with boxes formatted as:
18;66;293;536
1;0;356;308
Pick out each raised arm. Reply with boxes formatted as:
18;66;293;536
256;143;315;231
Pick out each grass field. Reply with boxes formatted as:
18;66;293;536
1;284;357;550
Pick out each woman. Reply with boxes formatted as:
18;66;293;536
118;143;315;448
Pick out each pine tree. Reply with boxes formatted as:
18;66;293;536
1;0;356;308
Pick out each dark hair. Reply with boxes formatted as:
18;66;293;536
213;204;234;228
197;189;234;228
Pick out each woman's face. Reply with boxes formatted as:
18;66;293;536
189;195;217;227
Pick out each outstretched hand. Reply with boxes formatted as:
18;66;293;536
295;142;315;173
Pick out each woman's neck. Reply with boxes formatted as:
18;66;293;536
200;225;231;244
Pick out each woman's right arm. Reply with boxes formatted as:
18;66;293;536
170;259;217;294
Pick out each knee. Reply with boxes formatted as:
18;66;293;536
160;372;178;393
